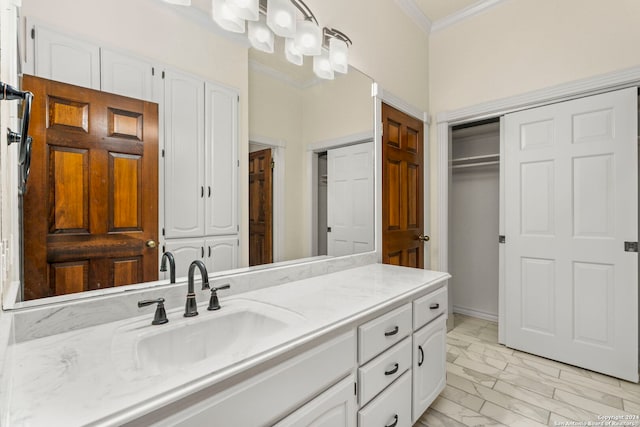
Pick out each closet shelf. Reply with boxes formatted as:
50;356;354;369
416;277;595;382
451;153;500;169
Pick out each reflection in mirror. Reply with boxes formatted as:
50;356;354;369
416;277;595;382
11;0;374;307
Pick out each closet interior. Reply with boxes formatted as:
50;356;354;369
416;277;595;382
449;119;501;321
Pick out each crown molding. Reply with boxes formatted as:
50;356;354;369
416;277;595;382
431;0;508;33
393;0;431;36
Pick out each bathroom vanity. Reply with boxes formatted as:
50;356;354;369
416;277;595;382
1;263;448;426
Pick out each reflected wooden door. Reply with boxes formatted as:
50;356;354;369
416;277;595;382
382;103;425;268
22;75;159;300
249;148;273;266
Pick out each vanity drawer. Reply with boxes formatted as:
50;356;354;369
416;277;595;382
358;337;411;406
358;303;411;364
358;370;411;427
413;286;447;331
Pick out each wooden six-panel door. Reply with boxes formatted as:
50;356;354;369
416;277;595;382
382;103;425;268
22;75;159;300
249;148;273;266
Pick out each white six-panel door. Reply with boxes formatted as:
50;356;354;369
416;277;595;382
505;87;638;382
327;142;374;257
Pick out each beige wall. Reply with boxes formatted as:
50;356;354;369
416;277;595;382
428;0;640;268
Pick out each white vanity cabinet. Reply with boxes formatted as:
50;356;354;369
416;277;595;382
131;331;357;427
33;25;100;89
411;287;448;423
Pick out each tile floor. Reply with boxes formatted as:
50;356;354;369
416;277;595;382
414;314;640;427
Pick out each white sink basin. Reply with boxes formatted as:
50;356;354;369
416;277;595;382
112;298;307;376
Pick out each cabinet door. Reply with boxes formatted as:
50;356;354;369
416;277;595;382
412;315;446;423
164;238;206;279
101;48;156;102
205;236;238;273
274;374;356;427
34;25;100;89
205;82;238;236
164;69;205;238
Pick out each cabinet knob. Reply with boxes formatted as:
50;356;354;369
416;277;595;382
146;240;157;248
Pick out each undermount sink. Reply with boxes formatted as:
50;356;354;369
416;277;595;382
113;298;307;375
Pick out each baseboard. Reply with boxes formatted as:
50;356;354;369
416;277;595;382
453;305;498;323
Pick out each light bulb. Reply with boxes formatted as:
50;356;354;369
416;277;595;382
267;0;296;38
274;11;292;27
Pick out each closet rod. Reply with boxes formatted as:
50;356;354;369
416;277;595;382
451;153;499;163
451;160;500;169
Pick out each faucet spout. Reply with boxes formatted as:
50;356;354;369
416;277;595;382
184;260;209;317
160;251;176;284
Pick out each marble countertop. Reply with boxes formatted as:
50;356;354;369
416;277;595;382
3;264;449;426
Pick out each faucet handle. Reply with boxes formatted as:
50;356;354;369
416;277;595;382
207;284;231;311
138;298;169;325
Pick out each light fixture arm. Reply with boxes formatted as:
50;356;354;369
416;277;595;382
323;27;352;46
291;0;318;25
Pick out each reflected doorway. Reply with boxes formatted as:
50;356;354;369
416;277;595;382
248;146;273;266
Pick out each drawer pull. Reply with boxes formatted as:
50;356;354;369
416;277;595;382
418;345;424;367
384;326;399;337
385;414;399;427
384;363;399;376
430;303;440;310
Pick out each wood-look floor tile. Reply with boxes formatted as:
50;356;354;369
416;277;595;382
502;364;623;409
416;408;467;427
493;380;599;421
447;362;497;388
517;350;621;386
453;355;506;377
623;399;640;414
480;401;549;427
553;389;634;417
548;413;575;426
559;370;640;405
441;384;485;412
448;345;508;370
430;397;508;426
621;379;640;394
447;373;550;423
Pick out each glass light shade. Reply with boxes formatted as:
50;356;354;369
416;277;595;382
212;0;246;33
248;19;274;53
266;0;296;38
163;0;191;5
313;51;334;80
285;37;303;66
227;0;259;21
329;38;349;74
294;20;322;56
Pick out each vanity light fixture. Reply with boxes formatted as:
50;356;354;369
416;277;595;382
248;17;275;53
209;0;351;79
312;50;334;80
284;37;303;65
227;0;260;21
266;0;296;38
212;0;246;33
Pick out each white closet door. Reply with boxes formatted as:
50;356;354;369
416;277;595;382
34;26;100;89
164;70;205;238
505;87;638;382
327;142;374;256
204;82;238;236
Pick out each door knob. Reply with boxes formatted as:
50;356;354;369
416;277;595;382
146;240;157;248
418;234;430;242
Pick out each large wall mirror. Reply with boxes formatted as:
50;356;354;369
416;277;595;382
6;0;375;308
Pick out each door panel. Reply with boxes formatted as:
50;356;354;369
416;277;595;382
327;142;374;257
23;75;159;300
382;104;424;268
505;87;638;382
249;148;273;266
